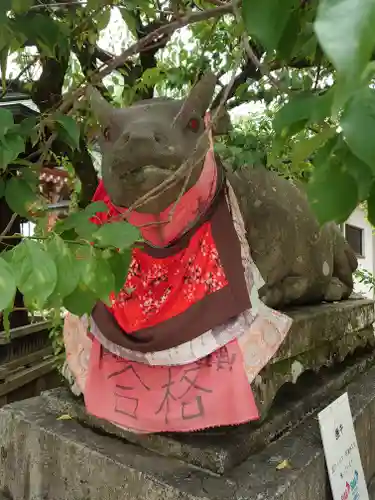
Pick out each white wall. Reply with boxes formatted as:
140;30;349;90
345;207;374;298
20;221;35;237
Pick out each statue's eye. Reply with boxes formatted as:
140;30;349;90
188;118;200;133
103;127;111;140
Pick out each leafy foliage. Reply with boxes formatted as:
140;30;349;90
355;268;375;293
215;112;313;182
0;0;375;331
2;197;140;317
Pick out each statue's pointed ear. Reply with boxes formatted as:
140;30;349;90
86;85;114;123
181;71;217;118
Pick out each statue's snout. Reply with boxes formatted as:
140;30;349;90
121;129;161;153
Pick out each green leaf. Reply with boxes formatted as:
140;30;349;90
0;132;26;167
0;47;8;90
273;94;315;137
12;0;33;13
54;213;79;233
63;284;97;317
35;15;69;58
17;116;38;138
242;0;298;51
292;128;336;168
11;240;57;309
95;7;111;31
45;236;80;299
307;160;358;224
344;152;373;201
120;7;138;38
73;246;114;304
55;212;98;240
75;220;98;240
83;251;115;304
0;108;14;136
277;8;301;61
55;114;80;150
0;21;11;53
313;136;339;170
2;304;11;338
367;182;375;225
311;90;334;123
54;201;107;239
84;201;108;217
314;0;375;94
19;166;40;189
107;249;132;295
94;221;140;250
0;0;11;23
58;228;79;242
341;88;375;171
0;178;5;198
56;414;73;421
141;68;164;88
5;177;38;217
86;0;104;7
0;257;16;311
1;249;13;265
274;91;333;140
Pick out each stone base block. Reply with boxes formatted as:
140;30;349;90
41;345;375;475
254;298;375;417
2;348;375;499
1;298;375;499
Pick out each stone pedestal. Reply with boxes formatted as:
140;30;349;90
0;299;374;500
255;298;375;418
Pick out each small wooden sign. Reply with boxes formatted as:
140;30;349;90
318;392;369;500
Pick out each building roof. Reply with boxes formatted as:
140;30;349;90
0;89;30;102
0;89;39;118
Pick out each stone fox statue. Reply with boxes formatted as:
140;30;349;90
88;73;357;309
62;73;357;434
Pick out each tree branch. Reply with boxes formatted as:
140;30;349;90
212;57;260;109
204;0;227;5
31;54;69;112
56;2;234;117
0;214;17;244
212;52;330;110
72;43;111;99
136;16;172;99
97;3;233;81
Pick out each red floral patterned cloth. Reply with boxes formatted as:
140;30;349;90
109;222;228;333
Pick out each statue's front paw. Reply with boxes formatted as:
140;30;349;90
259;285;283;308
324;277;350;302
259;276;310;308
